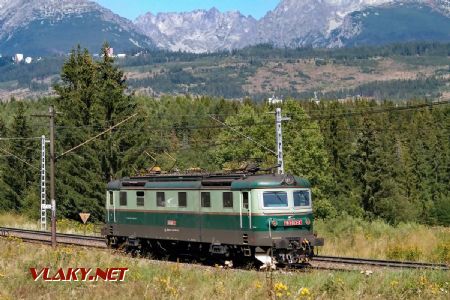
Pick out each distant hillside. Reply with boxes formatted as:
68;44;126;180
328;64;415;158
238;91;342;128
330;4;450;47
0;12;153;56
0;0;154;56
0;42;448;102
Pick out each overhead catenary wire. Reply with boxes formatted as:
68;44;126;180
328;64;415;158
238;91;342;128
209;115;277;155
31;99;449;133
56;113;138;159
0;103;445;203
0;136;42;141
1;100;444;160
1;100;445;167
24;99;443;128
306;100;450;120
0;146;39;170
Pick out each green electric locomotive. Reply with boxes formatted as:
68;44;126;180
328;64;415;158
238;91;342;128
102;171;324;267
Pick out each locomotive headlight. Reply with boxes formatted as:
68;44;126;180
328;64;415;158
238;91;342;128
271;219;278;227
305;218;311;225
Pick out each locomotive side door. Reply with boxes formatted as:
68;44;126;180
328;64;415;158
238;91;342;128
240;191;251;229
107;191;116;223
195;191;202;242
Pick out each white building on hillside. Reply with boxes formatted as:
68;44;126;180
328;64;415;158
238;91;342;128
268;95;283;105
106;47;114;57
14;53;23;62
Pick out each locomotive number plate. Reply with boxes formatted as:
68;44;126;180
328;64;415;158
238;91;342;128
284;219;302;226
167;220;177;226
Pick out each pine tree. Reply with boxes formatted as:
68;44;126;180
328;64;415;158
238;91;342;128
52;44;146;221
0;116;14;210
53;46;105;221
2;103;35;210
318;101;362;217
96;42;139;181
352;114;380;219
371;121;419;224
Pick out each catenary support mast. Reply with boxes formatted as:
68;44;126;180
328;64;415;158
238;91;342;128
275;107;290;175
49;106;56;247
40;135;51;230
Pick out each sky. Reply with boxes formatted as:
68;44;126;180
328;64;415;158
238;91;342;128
94;0;280;20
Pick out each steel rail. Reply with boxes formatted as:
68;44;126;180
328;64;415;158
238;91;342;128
0;226;106;248
312;255;448;270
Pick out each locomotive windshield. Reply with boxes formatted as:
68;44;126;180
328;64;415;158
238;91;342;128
263;191;288;207
294;190;310;207
260;189;312;209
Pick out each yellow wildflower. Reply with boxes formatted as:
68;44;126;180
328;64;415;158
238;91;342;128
419;276;428;286
299;287;311;297
390;280;399;287
274;282;288;292
273;282;289;298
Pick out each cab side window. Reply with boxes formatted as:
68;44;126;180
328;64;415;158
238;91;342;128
120;191;127;206
178;192;187;207
242;192;249;209
201;192;211;208
223;192;233;208
157;192;165;207
109;191;113;205
136;191;145;206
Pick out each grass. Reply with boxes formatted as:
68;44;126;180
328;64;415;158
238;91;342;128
0;238;448;299
315;216;450;264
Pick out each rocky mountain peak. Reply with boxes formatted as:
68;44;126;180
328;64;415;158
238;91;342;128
256;0;396;47
135;8;257;53
0;0;154;56
0;0;95;32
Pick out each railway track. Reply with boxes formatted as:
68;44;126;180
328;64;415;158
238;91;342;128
311;255;449;271
0;227;448;271
0;226;106;248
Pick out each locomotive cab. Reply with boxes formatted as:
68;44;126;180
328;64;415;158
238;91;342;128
232;175;324;266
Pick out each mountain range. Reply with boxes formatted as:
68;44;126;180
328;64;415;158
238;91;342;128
0;0;154;56
0;0;449;55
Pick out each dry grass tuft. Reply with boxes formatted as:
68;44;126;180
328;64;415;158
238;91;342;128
315;216;450;264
